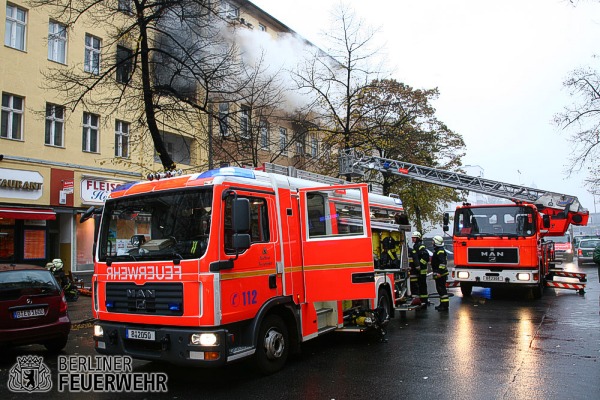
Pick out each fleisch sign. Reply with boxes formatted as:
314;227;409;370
80;178;123;205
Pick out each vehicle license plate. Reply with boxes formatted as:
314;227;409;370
483;275;501;281
126;329;156;341
14;308;45;319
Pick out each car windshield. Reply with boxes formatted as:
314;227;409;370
552;235;571;243
580;239;600;248
98;188;214;261
454;206;536;237
0;270;60;300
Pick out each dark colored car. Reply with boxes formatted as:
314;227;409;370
577;239;600;267
552;234;574;263
0;264;71;351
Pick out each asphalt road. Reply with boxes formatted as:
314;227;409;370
1;261;598;400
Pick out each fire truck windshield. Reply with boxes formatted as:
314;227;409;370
98;188;213;261
454;205;536;237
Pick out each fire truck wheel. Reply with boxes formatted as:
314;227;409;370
377;289;392;321
532;280;544;299
460;283;473;297
255;314;289;374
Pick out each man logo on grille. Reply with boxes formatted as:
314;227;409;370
8;355;52;392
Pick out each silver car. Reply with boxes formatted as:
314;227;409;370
576;238;600;266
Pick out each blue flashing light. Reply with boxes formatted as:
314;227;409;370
382;161;391;169
168;303;182;312
105;300;115;308
112;181;138;193
197;167;256;180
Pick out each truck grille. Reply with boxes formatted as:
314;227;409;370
467;248;518;264
105;282;184;316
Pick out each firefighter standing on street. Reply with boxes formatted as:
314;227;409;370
431;235;449;311
408;235;420;298
411;231;430;307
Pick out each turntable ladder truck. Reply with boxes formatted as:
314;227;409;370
339;149;589;297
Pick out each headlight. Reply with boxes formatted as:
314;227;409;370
191;333;218;346
516;273;530;281
457;271;470;279
94;325;104;337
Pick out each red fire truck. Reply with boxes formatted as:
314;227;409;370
339;149;589;298
87;164;411;373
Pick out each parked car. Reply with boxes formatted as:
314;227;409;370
574;235;600;250
551;234;574;263
0;264;71;352
576;238;600;267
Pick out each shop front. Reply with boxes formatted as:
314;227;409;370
0;165;133;273
0;168;53;266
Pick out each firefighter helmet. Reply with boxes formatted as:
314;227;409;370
433;235;444;246
411;231;422;239
51;258;64;271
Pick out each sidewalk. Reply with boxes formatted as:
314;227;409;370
68;291;94;324
68;271;94;324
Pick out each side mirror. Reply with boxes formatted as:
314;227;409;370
232;233;251;250
443;212;450;232
232;198;251;252
233;198;251;233
80;206;97;223
542;214;550;229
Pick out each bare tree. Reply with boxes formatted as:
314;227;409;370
207;52;316;169
554;66;600;189
291;4;384;180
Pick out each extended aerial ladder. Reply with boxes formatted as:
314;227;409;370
339;149;589;293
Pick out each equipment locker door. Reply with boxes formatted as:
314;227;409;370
298;184;375;302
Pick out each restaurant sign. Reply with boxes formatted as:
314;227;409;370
0;168;44;200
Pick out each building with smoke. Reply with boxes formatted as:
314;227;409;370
0;0;327;272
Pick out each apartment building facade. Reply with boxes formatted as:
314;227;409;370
1;0;325;273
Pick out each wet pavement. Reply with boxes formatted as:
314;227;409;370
2;263;599;399
68;271;93;324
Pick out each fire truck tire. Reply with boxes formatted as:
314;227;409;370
377;288;392;321
460;283;473;297
532;280;544;299
255;314;289;375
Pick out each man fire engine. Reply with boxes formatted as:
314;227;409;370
84;163;411;374
339;149;589;298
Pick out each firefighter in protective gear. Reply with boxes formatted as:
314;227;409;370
431;235;449;311
411;231;430;306
380;231;397;268
408;232;420;298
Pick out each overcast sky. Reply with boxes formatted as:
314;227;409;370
251;0;600;212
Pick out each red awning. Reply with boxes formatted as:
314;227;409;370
0;207;56;220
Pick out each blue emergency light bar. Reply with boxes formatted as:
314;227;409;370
197;167;256;180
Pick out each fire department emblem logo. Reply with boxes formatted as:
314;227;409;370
7;355;52;393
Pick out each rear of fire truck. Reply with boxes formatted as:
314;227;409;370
449;202;552;298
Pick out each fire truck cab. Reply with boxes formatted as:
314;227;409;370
91;166;409;373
